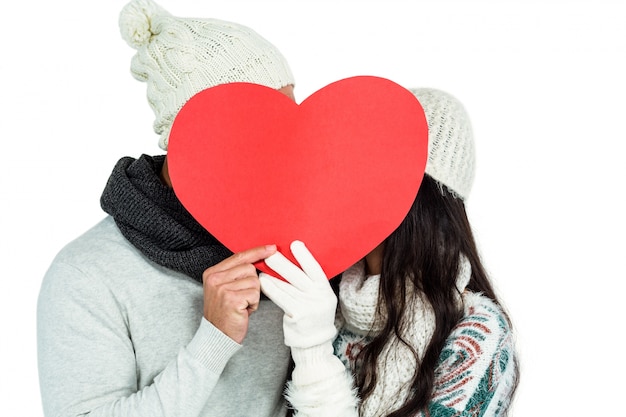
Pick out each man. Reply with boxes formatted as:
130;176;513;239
37;0;295;415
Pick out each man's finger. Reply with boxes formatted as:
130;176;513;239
205;263;258;286
206;244;277;274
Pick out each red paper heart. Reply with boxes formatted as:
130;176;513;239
168;76;428;279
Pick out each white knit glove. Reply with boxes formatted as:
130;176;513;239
260;241;358;417
259;240;337;349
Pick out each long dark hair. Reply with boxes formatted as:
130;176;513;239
352;174;518;416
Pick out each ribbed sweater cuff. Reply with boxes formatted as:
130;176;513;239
290;343;346;387
186;318;242;374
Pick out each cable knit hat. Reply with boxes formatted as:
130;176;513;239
119;0;295;150
410;88;475;200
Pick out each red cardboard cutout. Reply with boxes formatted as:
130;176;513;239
168;76;428;279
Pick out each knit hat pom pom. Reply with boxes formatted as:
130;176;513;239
119;0;168;49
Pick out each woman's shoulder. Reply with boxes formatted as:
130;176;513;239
443;291;516;372
428;291;517;415
457;291;513;342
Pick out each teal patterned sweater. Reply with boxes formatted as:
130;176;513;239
333;290;518;417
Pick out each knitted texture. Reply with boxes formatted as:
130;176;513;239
38;218;290;416
335;289;516;417
285;360;359;417
411;88;475;200
428;292;517;416
336;261;437;417
119;0;295;149
337;261;386;334
334;258;473;417
100;154;232;282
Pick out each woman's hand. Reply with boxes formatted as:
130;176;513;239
259;240;337;348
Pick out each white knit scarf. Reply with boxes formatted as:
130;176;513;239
337;257;471;417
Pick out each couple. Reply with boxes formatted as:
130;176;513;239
37;0;518;416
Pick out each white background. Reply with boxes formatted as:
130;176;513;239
2;0;625;415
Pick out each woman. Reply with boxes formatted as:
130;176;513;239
260;88;519;417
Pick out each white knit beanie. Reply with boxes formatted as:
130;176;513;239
119;0;295;150
410;88;475;200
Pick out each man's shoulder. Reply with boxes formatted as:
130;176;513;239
54;216;137;265
45;216;181;288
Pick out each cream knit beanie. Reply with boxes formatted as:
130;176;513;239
119;0;295;150
410;88;475;200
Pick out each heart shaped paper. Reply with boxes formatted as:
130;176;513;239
168;76;428;279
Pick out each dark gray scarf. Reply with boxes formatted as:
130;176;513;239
100;154;232;283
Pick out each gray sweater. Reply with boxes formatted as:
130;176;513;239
37;216;290;417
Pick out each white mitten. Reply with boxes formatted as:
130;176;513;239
259;240;337;349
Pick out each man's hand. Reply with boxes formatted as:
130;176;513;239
202;245;277;344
